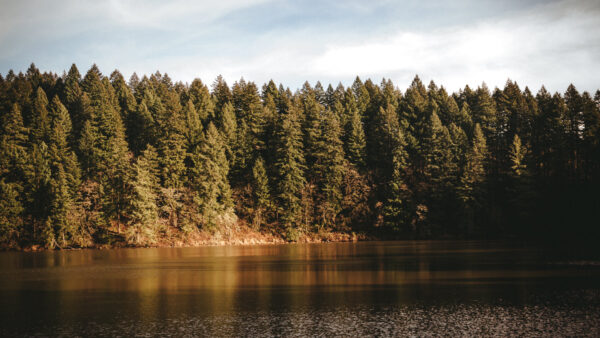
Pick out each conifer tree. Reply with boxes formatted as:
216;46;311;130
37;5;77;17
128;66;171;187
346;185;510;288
507;134;535;234
183;99;203;149
300;90;324;181
370;105;402;182
458;124;488;235
187;79;215;123
251;156;270;228
232;79;265;153
31;87;51;143
128;145;160;245
273;99;306;239
217;102;238;169
314;109;346;228
0;179;23;245
189;123;232;228
509;134;527;176
212;75;232;115
344;103;367;169
382;126;413;235
0;104;29;184
61;64;86;146
471;84;497;141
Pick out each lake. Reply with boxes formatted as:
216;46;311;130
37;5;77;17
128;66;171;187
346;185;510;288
1;241;599;336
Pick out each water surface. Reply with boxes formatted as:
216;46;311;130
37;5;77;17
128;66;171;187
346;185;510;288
1;241;599;336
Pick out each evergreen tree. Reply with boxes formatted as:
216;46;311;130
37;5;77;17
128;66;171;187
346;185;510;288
251;156;270;228
0;180;23;245
128;145;160;245
507;134;535;235
313;109;346;228
509;134;527;176
343;93;367;168
183;99;203;148
61;64;85;147
458;124;488;235
382;127;413;235
187;79;215;123
212;75;232;115
0;104;29;184
31;87;51;143
217;102;238;169
300;89;324;181
189;123;232;229
273;98;306;239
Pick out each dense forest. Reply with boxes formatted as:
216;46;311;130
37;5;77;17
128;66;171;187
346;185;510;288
0;63;599;249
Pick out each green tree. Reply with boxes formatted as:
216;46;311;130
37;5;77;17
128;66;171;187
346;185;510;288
251;156;270;228
127;146;160;245
313;109;346;228
189;123;233;229
458;124;488;236
0;104;29;184
382;127;413;235
0;180;23;246
273;98;306;239
344;98;367;168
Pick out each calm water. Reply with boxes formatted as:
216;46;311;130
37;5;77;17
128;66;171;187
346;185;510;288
1;241;599;336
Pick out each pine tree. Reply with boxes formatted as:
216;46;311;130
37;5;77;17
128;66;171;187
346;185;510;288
232;79;265;160
217;102;238;170
183;99;203;149
344;97;367;169
301;90;324;181
370;105;402;183
313;109;346;228
156;93;187;189
47;165;72;248
158;127;187;189
0;180;23;246
128;145;160;245
471;84;497;141
0;104;29;184
61;64;85;147
187;79;215;123
458;124;488;235
27;142;53;245
509;134;527;176
382;126;413;234
189;123;233;229
274;98;306;239
31;87;51;143
251;156;270;228
507;134;535;235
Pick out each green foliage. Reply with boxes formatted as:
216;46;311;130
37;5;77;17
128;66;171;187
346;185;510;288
0;180;23;245
458;124;488;235
189;123;233;229
382;128;412;234
251;156;270;228
127;146;160;245
0;63;599;248
509;134;527;176
344;101;367;168
274;98;306;233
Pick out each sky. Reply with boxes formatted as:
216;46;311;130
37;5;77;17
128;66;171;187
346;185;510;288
0;0;599;93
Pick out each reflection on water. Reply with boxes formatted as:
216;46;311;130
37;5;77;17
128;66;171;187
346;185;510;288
0;241;599;336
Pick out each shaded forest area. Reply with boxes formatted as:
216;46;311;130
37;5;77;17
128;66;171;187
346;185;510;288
1;64;599;249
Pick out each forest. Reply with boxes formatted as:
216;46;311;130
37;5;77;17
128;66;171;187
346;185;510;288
0;63;599;249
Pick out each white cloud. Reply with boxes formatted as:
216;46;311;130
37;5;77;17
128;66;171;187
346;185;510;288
105;0;272;29
310;0;600;92
1;0;599;93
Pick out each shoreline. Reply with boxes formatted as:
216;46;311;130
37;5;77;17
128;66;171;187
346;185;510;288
5;225;371;252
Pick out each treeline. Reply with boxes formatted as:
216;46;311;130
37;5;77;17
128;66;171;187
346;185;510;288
0;63;599;248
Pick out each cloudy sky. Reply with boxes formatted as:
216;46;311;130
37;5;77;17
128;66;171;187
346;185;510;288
1;0;599;93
